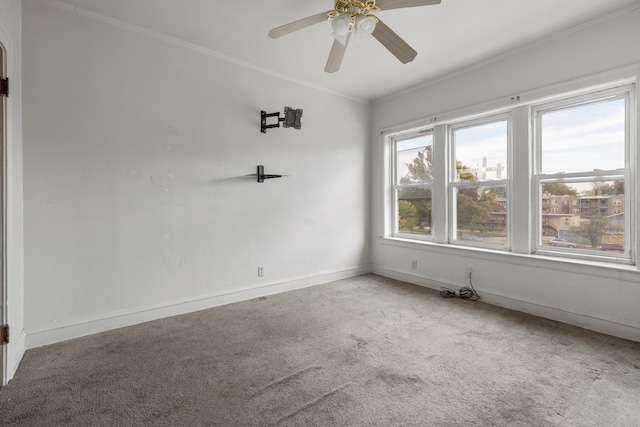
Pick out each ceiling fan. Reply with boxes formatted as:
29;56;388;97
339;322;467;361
268;0;442;73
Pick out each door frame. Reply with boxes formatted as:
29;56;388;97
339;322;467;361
0;40;6;387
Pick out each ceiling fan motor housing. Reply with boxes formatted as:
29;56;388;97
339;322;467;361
332;0;380;15
329;0;380;21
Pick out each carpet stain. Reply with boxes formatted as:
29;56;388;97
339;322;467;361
350;335;368;348
376;370;425;388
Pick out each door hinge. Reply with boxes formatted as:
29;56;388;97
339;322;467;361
0;77;8;97
1;325;8;344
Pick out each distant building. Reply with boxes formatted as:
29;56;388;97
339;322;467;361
542;214;581;237
579;194;624;217
542;192;624;219
475;192;625;239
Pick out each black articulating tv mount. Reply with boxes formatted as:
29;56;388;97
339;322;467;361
261;107;303;133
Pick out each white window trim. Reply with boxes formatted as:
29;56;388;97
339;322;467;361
534;171;630;263
448;114;512;251
390;130;435;242
531;84;635;264
379;65;638;270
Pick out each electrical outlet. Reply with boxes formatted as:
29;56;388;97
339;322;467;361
258;266;264;277
411;259;418;269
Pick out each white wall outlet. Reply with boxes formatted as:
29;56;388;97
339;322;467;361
258;266;264;277
411;259;418;269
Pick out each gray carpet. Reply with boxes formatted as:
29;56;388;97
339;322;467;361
1;274;639;426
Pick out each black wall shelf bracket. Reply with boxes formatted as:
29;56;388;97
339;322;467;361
246;165;287;183
260;107;303;133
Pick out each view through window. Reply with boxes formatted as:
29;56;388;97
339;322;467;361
385;81;635;264
537;95;628;257
452;119;509;247
394;132;433;238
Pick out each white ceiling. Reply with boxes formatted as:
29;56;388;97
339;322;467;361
53;0;640;101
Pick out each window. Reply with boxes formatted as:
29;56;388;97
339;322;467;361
392;131;434;239
451;118;509;248
383;78;635;265
534;86;631;260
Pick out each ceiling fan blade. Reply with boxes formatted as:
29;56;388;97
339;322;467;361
269;11;331;39
372;19;417;64
376;0;441;10
324;34;351;73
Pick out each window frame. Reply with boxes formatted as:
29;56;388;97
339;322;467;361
390;129;435;241
381;73;637;268
532;85;634;263
448;114;512;250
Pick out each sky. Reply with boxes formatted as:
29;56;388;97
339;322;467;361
454;121;507;181
541;98;625;174
396;97;626;186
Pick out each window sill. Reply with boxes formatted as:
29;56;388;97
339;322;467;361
378;236;640;282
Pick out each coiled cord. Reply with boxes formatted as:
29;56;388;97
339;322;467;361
440;273;481;301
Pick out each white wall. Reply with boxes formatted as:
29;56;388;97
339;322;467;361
0;0;25;384
371;8;640;341
22;0;371;347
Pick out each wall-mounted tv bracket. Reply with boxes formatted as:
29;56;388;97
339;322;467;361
246;165;287;183
260;107;303;133
0;77;8;97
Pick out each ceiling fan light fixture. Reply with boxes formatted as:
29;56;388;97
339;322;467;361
352;15;377;44
331;14;352;44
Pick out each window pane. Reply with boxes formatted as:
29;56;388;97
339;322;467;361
397;134;433;184
454;121;508;182
540;180;625;253
541;98;625;174
455;185;507;245
398;187;432;236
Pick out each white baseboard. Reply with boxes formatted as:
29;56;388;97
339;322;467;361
25;263;638;354
373;266;640;343
26;265;373;349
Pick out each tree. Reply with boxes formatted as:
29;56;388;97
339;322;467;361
398;188;432;230
398;200;418;231
456;161;477;182
457;188;496;231
593;181;624;195
400;156;499;234
543;183;577;196
399;146;433;229
453;162;498;232
401;147;433;184
575;217;609;248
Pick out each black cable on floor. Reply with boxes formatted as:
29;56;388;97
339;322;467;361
440;274;481;301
